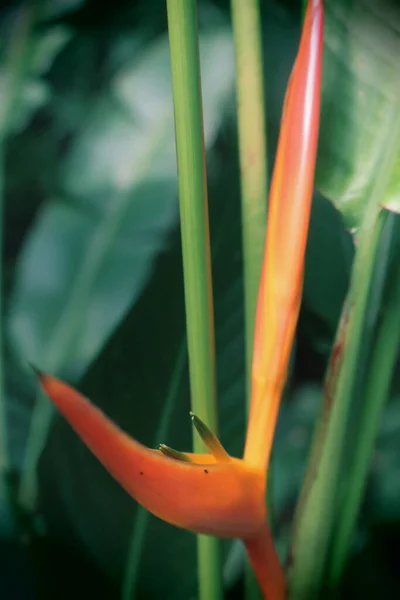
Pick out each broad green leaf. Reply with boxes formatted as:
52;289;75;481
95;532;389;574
303;193;353;338
8;29;234;380
273;385;322;516
316;0;400;230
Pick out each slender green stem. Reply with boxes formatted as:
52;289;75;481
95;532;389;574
329;223;400;583
166;2;222;599
289;212;387;600
0;3;36;524
289;105;400;600
231;0;267;406
230;2;267;598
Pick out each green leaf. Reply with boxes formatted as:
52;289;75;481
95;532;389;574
316;0;400;231
8;28;234;379
62;31;233;201
272;385;322;515
0;23;72;134
303;193;353;338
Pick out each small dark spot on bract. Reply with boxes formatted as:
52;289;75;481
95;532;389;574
204;469;208;474
140;471;144;475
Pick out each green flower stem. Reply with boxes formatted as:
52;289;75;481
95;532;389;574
231;0;267;407
289;212;387;600
329;224;400;583
166;2;222;599
231;1;267;598
0;3;36;524
289;105;400;600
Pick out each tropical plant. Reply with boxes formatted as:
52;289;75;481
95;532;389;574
0;0;399;599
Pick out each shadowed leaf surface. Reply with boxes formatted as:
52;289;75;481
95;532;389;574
316;0;400;230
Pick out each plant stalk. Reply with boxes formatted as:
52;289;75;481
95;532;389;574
166;2;222;599
329;218;400;583
231;0;268;406
289;105;400;600
289;211;387;600
230;1;267;597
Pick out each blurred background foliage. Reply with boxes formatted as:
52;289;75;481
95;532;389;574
0;0;399;598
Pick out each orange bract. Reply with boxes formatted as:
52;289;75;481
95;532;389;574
34;2;324;598
245;0;324;472
38;373;265;538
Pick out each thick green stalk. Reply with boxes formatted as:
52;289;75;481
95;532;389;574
329;228;400;582
0;3;36;524
289;106;400;600
231;0;267;405
166;2;222;599
230;2;267;598
289;211;386;600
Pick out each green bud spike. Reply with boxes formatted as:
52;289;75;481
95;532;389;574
190;412;231;463
159;444;193;462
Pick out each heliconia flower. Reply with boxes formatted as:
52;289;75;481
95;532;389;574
33;1;323;598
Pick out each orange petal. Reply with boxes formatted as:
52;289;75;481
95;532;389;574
38;372;265;538
245;0;324;470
